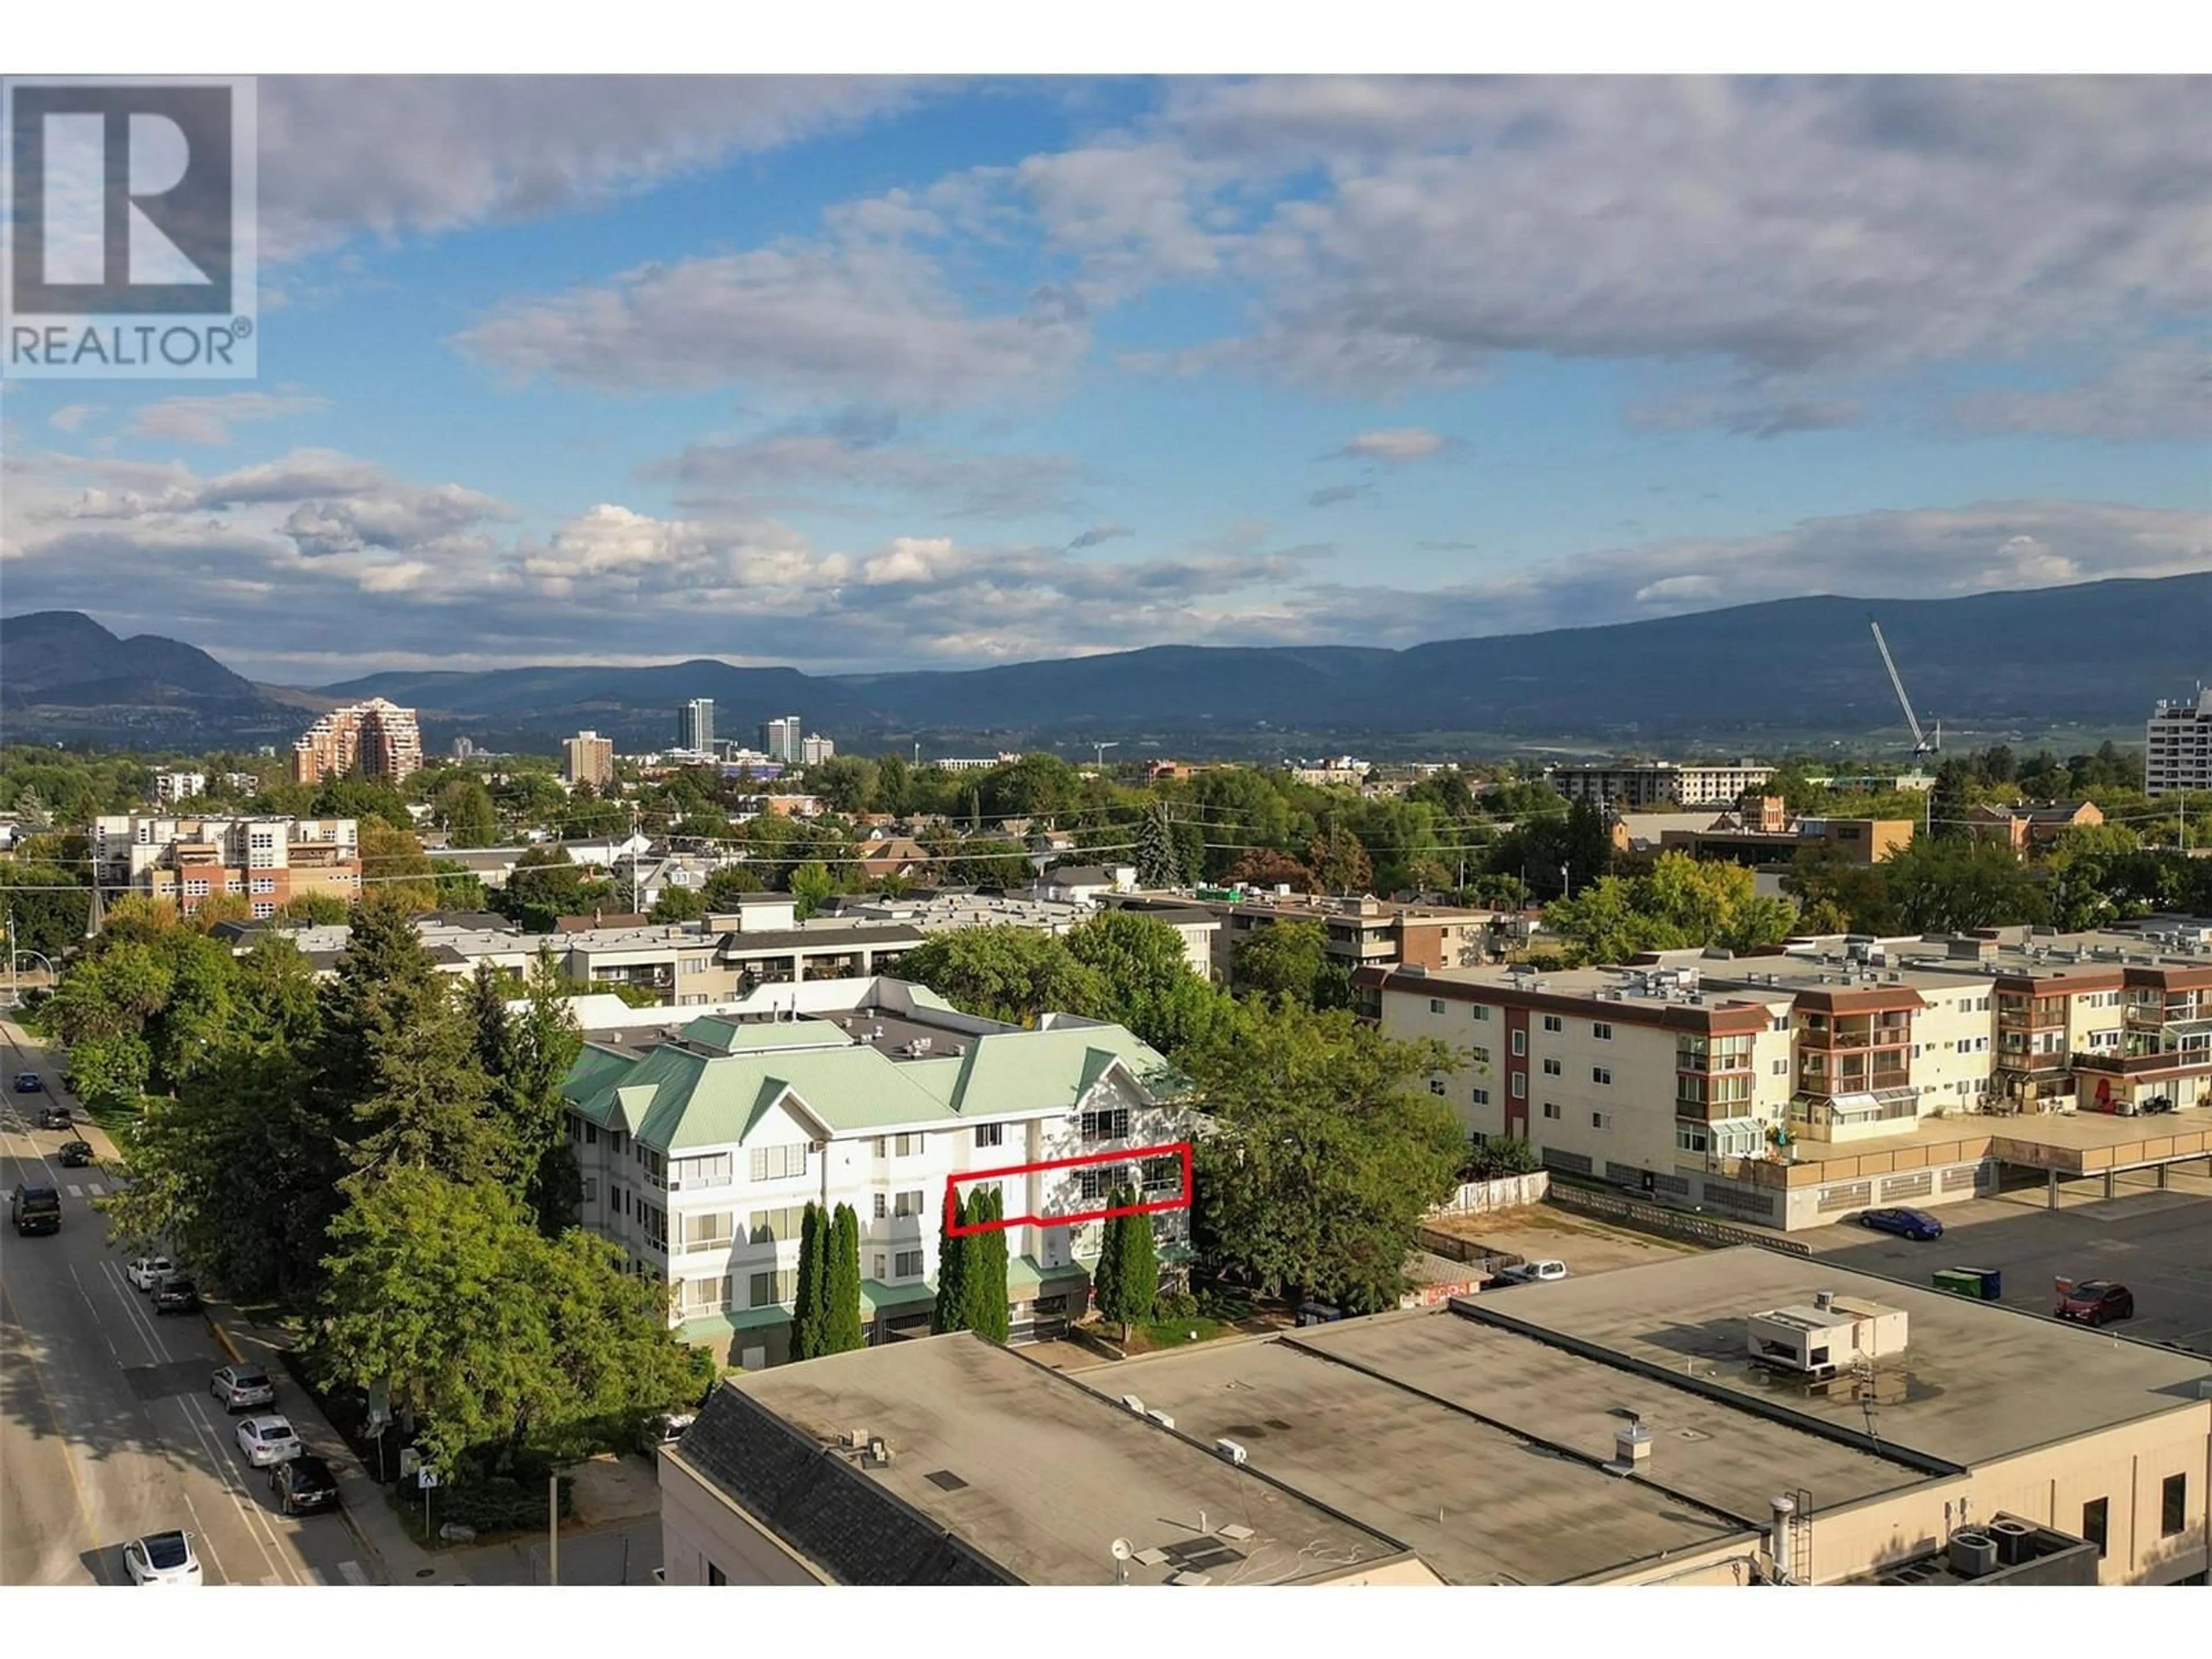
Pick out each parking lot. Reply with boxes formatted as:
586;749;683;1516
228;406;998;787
1801;1164;2212;1355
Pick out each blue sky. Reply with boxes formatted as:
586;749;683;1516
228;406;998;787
2;74;2207;685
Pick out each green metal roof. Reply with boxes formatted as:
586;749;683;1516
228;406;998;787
561;1017;1177;1154
858;1278;937;1317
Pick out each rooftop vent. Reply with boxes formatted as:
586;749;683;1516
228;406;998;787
1814;1290;1835;1311
1214;1438;1248;1466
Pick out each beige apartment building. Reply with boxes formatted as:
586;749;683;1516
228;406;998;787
291;697;424;785
1200;889;1531;984
92;814;362;919
1360;922;2212;1229
1547;759;1775;809
661;1250;2211;1586
564;730;615;789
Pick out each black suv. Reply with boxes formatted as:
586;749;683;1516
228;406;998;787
153;1277;202;1316
269;1455;342;1516
13;1072;41;1093
11;1184;61;1236
37;1105;73;1131
58;1139;94;1168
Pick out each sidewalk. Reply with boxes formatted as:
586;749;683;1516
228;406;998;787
203;1300;471;1586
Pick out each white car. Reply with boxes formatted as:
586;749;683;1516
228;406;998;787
1497;1259;1569;1285
125;1255;175;1290
236;1414;301;1467
210;1365;276;1412
123;1530;202;1586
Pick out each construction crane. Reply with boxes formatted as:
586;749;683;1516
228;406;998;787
1869;619;1940;757
1090;740;1120;770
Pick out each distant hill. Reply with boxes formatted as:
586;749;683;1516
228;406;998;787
6;572;2205;754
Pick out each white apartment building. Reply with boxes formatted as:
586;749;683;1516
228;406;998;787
798;733;836;766
559;976;1190;1366
92;813;362;918
152;770;207;803
2146;687;2211;797
1360;923;2212;1229
1546;759;1775;809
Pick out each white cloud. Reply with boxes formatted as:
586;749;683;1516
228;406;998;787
128;393;329;446
1626;390;1863;439
1334;427;1451;463
653;425;1087;519
257;77;928;261
1954;339;2212;440
48;404;101;434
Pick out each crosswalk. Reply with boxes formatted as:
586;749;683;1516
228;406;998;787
62;1183;107;1199
334;1560;369;1586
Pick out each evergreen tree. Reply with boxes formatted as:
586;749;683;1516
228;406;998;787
932;1190;971;1334
792;1203;828;1361
1929;758;1971;841
965;1187;1010;1343
958;1185;995;1337
1096;1186;1158;1340
1135;799;1183;891
1091;1207;1121;1335
825;1203;865;1355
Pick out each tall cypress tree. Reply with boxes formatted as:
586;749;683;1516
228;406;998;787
793;1202;828;1361
964;1186;1010;1343
932;1190;970;1334
1111;1186;1158;1340
1091;1205;1120;1336
826;1203;865;1354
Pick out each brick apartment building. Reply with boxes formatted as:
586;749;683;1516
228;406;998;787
291;697;425;785
93;814;363;918
1199;889;1532;984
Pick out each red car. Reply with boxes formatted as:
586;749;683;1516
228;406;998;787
2055;1280;2134;1327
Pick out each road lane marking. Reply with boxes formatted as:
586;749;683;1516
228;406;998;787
338;1559;368;1585
86;1183;104;1196
65;1184;81;1198
180;1388;306;1586
0;1280;110;1584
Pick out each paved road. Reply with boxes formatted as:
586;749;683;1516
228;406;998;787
458;1516;661;1586
0;1020;369;1586
1802;1164;2212;1354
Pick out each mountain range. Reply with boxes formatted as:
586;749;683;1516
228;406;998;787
3;571;2205;757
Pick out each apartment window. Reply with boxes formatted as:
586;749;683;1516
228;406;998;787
1078;1165;1131;1201
1428;1079;1446;1095
1471;1087;1490;1106
749;1143;809;1183
1510;1031;1527;1057
874;1254;887;1279
1592;1066;1612;1086
1772;1059;1788;1075
893;1189;927;1220
681;957;710;973
1590;1111;1609;1130
249;876;276;895
1771;1016;1791;1033
2162;1473;2187;1538
639;1204;668;1251
748;1205;807;1244
1541;1101;1561;1120
682;1211;733;1249
974;1123;1004;1148
1079;1107;1131;1142
1429;998;1446;1015
612;1132;626;1155
1592;1022;1613;1041
673;1152;732;1189
893;1249;926;1279
748;1269;797;1309
1471;1005;1491;1022
1511;1074;1527;1100
1470;1045;1490;1065
872;1137;887;1158
251;903;275;919
1543;1058;1562;1077
580;1177;598;1205
873;1193;887;1220
1542;1014;1563;1033
1141;1156;1181;1194
182;879;210;897
1676;1122;1709;1154
680;1276;733;1316
894;1132;925;1157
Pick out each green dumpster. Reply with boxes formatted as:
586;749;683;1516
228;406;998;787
1931;1268;1982;1299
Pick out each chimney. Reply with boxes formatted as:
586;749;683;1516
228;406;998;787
1814;1290;1834;1312
1769;1495;1797;1575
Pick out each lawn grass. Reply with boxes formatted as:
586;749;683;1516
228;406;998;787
1130;1316;1228;1351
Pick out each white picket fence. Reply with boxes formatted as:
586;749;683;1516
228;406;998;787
1429;1171;1550;1217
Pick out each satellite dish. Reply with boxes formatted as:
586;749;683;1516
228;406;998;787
1110;1538;1133;1561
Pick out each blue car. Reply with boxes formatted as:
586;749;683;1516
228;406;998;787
1857;1206;1943;1241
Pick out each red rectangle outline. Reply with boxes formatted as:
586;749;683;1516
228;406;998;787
945;1141;1191;1235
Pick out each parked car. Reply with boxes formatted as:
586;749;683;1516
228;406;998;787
123;1530;202;1586
37;1104;73;1130
125;1255;175;1290
235;1414;302;1468
2055;1279;2135;1327
1857;1207;1944;1241
153;1278;201;1316
210;1365;276;1412
14;1071;41;1093
1495;1259;1569;1285
58;1139;94;1168
11;1183;61;1236
268;1455;342;1516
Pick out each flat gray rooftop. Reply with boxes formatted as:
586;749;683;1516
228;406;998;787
1079;1325;1759;1584
733;1334;1407;1585
1467;1247;2212;1468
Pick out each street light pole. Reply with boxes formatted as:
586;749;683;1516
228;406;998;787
548;1472;559;1586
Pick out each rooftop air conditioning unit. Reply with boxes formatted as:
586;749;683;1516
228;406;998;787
1122;1394;1147;1415
1948;1530;1999;1578
1215;1438;1248;1466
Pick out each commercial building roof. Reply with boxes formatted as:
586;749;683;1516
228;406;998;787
703;1335;1411;1585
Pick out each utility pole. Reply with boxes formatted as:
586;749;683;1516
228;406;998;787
6;911;16;1004
1560;862;1571;901
548;1472;559;1585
